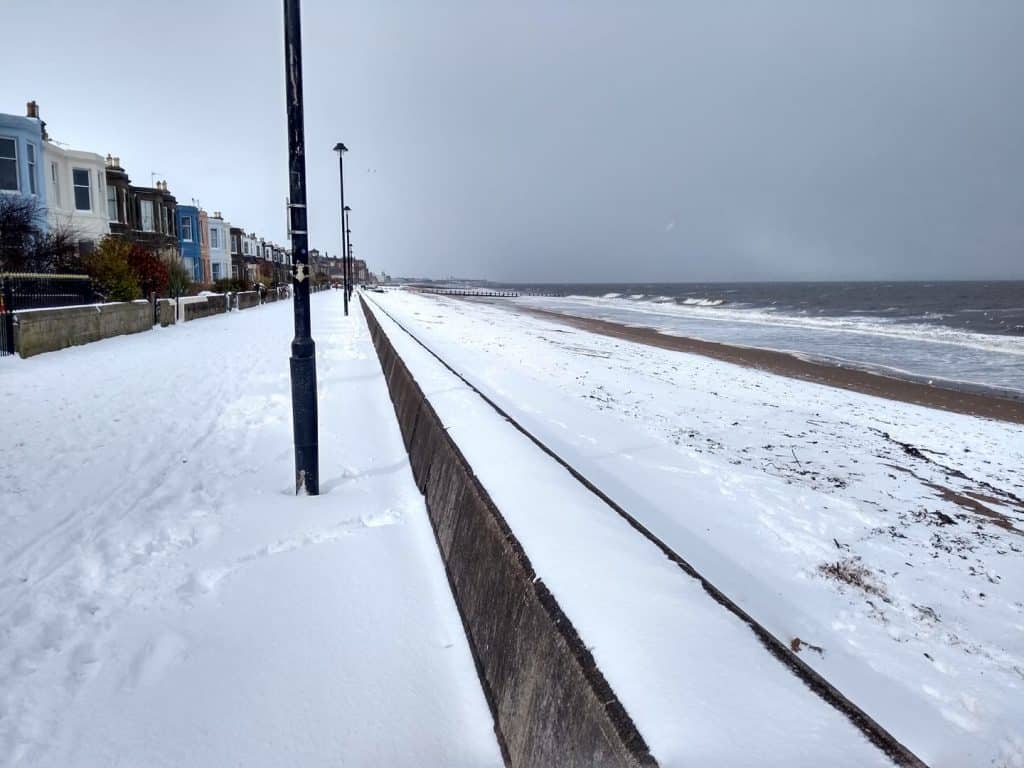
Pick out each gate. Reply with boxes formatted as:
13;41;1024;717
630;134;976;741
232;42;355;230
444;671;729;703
0;273;97;356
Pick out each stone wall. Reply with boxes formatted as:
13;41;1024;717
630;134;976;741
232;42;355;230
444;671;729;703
156;299;176;327
15;301;152;358
236;291;259;310
182;295;227;322
362;301;657;768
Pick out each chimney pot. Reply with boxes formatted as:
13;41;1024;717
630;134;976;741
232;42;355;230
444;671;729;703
26;100;39;119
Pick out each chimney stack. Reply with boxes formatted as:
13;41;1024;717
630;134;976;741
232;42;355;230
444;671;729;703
26;101;39;119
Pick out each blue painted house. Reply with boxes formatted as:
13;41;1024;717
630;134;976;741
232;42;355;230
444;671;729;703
0;101;48;220
176;205;201;282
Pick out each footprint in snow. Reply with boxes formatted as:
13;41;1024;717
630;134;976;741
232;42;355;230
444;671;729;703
360;508;403;528
124;632;189;689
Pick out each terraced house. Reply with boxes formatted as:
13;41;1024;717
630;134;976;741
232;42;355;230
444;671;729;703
104;156;178;259
1;102;47;212
206;211;230;282
176;205;202;282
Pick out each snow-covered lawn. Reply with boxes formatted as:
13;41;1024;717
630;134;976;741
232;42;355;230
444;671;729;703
370;289;1024;768
0;295;501;768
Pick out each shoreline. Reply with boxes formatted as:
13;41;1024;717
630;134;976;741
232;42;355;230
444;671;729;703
505;304;1024;425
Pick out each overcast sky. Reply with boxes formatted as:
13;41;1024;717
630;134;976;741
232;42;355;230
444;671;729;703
5;0;1023;281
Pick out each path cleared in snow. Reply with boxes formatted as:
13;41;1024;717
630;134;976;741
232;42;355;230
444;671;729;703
369;289;1024;768
365;296;898;767
0;294;502;768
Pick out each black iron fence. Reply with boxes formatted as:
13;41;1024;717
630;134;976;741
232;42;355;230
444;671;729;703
1;273;97;356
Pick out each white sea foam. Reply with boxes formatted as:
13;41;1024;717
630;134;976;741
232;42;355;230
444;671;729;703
681;298;725;307
521;294;1024;357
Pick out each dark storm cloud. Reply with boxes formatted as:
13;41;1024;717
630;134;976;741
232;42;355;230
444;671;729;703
7;0;1023;280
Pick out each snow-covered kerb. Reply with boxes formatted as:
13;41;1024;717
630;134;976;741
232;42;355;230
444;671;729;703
362;299;657;768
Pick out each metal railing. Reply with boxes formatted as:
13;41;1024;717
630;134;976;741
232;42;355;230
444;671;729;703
1;273;97;356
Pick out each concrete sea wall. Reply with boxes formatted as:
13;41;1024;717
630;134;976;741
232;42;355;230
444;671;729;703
362;300;657;768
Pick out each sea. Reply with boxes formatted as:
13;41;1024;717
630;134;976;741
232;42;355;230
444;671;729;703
489;282;1024;399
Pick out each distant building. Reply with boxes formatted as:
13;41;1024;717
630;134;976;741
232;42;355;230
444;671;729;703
197;209;210;282
176;205;202;281
104;156;178;259
207;212;230;282
229;226;244;281
241;231;260;282
0;101;47;216
352;259;368;283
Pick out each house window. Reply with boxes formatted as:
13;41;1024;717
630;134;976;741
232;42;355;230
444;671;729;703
51;162;61;206
181;216;193;241
210;227;219;249
212;262;223;279
107;186;117;219
0;137;18;191
73;168;91;211
140;199;154;231
231;234;240;254
26;144;36;195
242;240;250;256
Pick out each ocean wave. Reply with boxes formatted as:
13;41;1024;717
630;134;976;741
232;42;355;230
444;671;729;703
520;294;1024;357
602;292;622;299
681;298;725;307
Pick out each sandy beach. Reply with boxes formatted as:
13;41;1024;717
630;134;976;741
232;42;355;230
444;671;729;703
512;304;1024;425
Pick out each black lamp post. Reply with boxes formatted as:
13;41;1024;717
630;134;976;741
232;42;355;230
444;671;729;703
343;206;352;299
333;143;348;315
283;0;319;495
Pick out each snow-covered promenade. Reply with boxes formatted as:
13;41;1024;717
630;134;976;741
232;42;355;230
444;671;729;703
0;295;501;767
367;289;1024;767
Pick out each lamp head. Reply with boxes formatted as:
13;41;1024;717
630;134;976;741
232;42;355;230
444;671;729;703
333;142;348;154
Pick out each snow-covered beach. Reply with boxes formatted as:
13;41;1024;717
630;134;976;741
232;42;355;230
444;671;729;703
367;289;1024;767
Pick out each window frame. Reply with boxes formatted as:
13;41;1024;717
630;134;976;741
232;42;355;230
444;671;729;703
72;167;92;211
106;185;117;220
0;136;19;192
181;216;193;242
140;199;155;231
26;143;37;195
52;162;62;207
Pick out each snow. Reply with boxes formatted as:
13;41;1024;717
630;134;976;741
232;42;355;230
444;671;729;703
0;294;501;767
366;297;894;766
368;289;1024;768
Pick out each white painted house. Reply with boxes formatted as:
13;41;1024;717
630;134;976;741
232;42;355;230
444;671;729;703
42;141;110;248
207;211;231;281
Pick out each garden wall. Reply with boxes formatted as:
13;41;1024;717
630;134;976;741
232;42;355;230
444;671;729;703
182;295;228;322
14;301;152;358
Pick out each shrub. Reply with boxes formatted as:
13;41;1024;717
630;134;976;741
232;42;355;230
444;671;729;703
83;237;139;301
126;244;169;298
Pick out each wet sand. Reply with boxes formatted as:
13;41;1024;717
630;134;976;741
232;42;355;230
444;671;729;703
507;304;1024;425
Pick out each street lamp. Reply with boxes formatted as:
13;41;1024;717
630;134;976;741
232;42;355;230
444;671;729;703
283;0;319;495
343;205;352;300
333;143;348;315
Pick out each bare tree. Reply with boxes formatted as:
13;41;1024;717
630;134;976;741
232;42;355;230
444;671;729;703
0;195;83;274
